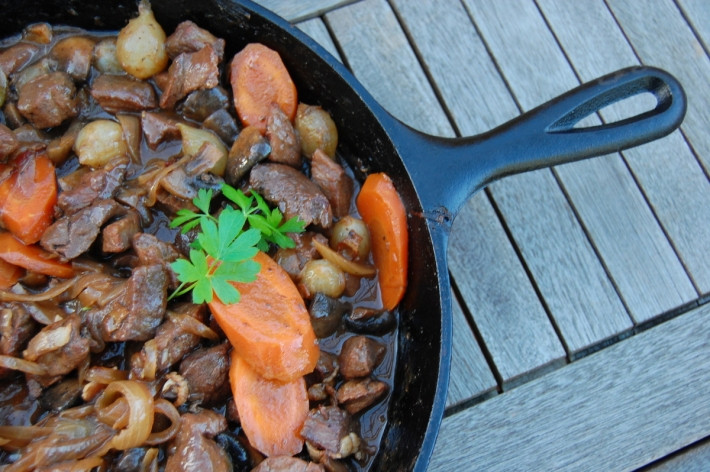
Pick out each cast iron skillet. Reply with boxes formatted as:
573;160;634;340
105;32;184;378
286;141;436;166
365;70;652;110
2;1;687;470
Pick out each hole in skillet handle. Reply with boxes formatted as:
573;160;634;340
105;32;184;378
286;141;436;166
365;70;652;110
550;72;678;132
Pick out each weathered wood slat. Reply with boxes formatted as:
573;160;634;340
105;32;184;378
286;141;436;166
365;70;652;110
253;0;358;22
538;0;710;296
462;0;696;323
677;0;710;54
449;192;567;385
326;0;566;384
297;17;340;59
391;0;636;356
447;289;498;407
645;438;710;471
429;301;710;471
606;0;710;175
324;0;451;137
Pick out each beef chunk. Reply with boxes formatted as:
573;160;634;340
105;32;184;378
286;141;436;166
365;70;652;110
159;45;220;109
310;149;353;218
225;126;270;186
252;457;325;472
39;377;82;413
164;410;230;472
132;232;179;266
87;264;168;343
300;405;351;455
0;42;39;76
0;124;19;159
141;111;182;149
249;163;332;228
23;314;89;377
130;303;205;377
165;20;225;61
338;335;385;379
179;342;230;405
0;303;37;377
56;161;127;214
102;210;141;253
90;74;157;113
203;108;238;144
17;72;77;129
40;199;125;259
266;103;301;167
180;86;229;121
336;377;388;414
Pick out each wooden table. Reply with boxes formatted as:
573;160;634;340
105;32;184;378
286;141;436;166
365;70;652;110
254;1;710;469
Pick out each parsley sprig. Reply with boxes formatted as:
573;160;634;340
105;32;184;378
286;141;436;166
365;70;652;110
168;183;306;305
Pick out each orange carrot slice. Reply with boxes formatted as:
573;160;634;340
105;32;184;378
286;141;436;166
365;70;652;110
0;259;24;289
230;43;297;133
209;251;319;382
0;152;57;245
356;172;408;310
229;352;308;457
0;232;74;279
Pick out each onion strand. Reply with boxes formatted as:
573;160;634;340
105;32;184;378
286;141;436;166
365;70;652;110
313;239;376;277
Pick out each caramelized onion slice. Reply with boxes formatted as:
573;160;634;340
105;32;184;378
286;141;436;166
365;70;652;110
0;354;47;375
0;276;79;302
0;425;54;449
167;312;219;340
313;239;376;277
95;380;154;450
85;366;129;384
145;399;180;445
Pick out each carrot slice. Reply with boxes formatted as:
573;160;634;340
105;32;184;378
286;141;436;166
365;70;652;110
209;251;319;382
230;43;297;133
0;152;57;245
356;173;408;310
0;232;74;279
229;352;308;457
0;259;24;289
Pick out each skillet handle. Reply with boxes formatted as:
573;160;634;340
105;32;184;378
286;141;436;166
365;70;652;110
402;66;686;220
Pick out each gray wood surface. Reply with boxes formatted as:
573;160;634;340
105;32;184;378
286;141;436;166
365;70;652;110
645;438;710;471
447;290;498;407
538;0;710;297
297;17;340;59
606;0;710;176
254;0;358;22
429;301;710;471
463;0;696;323
327;0;566;385
678;0;710;54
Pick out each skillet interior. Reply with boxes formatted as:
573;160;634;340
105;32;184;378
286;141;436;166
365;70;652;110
1;1;452;470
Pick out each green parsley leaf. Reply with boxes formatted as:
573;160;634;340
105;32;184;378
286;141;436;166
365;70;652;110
169;183;306;305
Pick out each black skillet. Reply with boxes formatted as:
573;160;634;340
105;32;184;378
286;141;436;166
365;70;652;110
2;0;687;470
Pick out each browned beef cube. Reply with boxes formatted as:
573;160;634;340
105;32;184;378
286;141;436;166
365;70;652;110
90;74;157;113
17;72;77;128
338;335;385;379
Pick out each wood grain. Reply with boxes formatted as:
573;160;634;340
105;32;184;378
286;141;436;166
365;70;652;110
297;17;340;59
392;0;635;353
447;289;498;407
538;0;710;297
429;301;710;471
254;0;358;22
462;0;696;323
677;0;710;54
606;0;710;175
